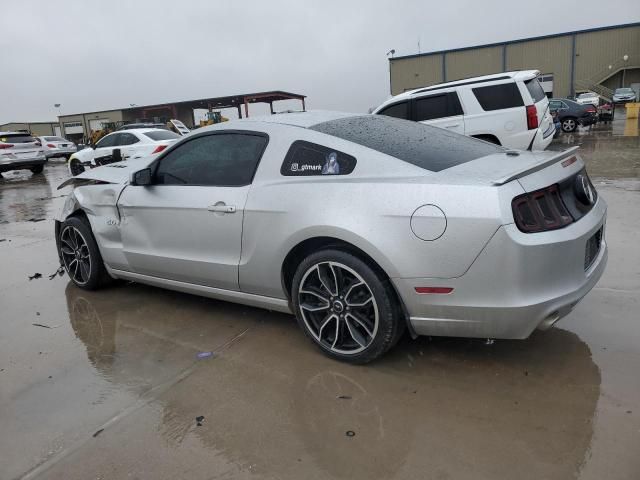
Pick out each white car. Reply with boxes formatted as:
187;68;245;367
0;131;46;176
38;136;77;159
68;128;181;176
373;70;555;151
575;92;600;108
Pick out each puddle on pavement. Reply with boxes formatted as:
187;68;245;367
549;110;640;179
40;281;602;480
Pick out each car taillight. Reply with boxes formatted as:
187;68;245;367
512;184;573;233
152;144;168;154
0;143;14;149
585;105;596;113
526;105;538;130
47;143;56;148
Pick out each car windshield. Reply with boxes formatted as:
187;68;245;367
143;130;180;141
310;115;503;172
578;93;596;98
616;88;634;94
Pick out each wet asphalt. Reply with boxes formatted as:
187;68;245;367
0;115;639;480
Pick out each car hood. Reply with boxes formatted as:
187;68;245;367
58;156;154;190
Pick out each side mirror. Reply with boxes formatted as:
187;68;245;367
131;168;152;186
90;143;96;149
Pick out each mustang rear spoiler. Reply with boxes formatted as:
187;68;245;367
491;146;580;186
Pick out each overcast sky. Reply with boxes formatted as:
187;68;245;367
1;0;638;123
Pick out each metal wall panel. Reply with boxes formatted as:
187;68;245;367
445;46;503;82
575;26;640;85
390;54;443;95
506;36;573;97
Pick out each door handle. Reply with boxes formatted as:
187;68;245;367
445;124;461;128
208;204;236;213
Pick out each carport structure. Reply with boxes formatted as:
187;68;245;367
128;90;307;125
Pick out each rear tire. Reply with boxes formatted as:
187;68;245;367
561;117;577;132
292;249;402;364
58;216;113;290
30;165;44;174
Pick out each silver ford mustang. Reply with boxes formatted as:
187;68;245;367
54;111;607;363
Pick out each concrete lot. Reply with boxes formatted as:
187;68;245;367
1;116;639;480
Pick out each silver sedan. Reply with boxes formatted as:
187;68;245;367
54;112;607;363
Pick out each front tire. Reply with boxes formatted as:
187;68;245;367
561;117;577;132
69;158;85;176
58;216;112;290
292;249;402;364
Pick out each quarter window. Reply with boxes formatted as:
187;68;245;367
155;133;268;186
472;83;524;111
377;101;409;120
281;141;356;176
118;133;139;146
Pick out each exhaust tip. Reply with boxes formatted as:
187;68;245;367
537;311;561;331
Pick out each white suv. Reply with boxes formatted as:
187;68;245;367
373;70;554;151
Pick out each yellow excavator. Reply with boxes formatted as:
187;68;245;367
199;111;229;128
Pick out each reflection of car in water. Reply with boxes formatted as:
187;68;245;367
63;283;601;479
0;171;51;223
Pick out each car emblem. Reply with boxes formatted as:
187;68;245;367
574;174;595;205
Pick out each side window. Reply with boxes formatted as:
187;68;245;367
155;133;268;186
472;83;524;111
377;101;409;120
95;134;116;148
448;92;463;116
281;141;356;176
549;100;560;109
119;133;139;145
414;94;449;121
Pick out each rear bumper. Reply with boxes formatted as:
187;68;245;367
394;196;607;339
45;148;76;158
579;115;598;126
0;156;46;172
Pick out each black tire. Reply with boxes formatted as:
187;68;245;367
292;249;402;364
58;216;113;290
69;158;85;176
561;117;578;133
30;165;44;174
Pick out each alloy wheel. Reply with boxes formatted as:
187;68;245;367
298;261;379;355
60;226;92;285
562;119;576;132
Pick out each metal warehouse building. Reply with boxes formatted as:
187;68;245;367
0;121;59;136
389;22;639;100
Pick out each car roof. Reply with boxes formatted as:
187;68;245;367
0;131;32;135
108;128;167;135
378;70;540;106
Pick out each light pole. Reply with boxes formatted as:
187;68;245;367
622;54;629;87
54;104;61;136
386;49;396;95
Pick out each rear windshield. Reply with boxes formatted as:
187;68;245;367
0;134;36;143
44;136;67;142
143;130;180;141
310;115;503;173
525;79;546;103
472;82;524;111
